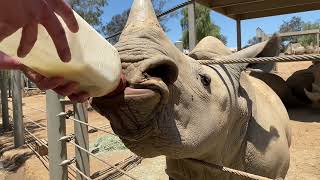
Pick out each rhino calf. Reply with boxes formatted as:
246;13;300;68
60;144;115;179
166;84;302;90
91;0;291;179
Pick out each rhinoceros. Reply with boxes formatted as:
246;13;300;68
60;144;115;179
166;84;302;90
285;43;305;55
304;63;320;108
91;0;291;179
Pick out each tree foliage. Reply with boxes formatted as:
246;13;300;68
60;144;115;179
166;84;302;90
248;17;320;48
279;16;304;33
279;16;320;46
279;16;304;43
68;0;108;32
298;20;320;46
180;4;227;49
104;0;177;44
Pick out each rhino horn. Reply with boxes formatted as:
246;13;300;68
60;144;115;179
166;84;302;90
122;0;161;35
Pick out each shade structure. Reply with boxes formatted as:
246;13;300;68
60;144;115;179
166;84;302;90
196;0;320;20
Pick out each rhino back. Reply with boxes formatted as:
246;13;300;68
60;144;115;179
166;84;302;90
240;72;291;179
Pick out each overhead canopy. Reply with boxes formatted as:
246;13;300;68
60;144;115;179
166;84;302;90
196;0;320;20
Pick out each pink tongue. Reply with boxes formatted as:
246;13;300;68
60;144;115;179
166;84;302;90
124;87;154;95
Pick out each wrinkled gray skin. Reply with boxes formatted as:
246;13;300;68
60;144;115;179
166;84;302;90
91;0;291;179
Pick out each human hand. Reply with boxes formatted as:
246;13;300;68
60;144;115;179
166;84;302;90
0;53;89;103
22;66;90;102
0;51;23;70
0;0;78;62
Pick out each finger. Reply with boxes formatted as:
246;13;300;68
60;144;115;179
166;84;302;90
17;22;38;58
0;51;22;69
36;77;65;90
53;81;79;96
46;0;79;32
21;65;45;82
40;10;71;62
68;92;90;103
0;22;19;42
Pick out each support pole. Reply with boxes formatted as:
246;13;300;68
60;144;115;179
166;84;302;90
73;103;90;180
237;18;242;51
46;91;68;180
0;71;10;130
317;33;320;48
12;70;24;147
8;71;12;98
188;1;196;51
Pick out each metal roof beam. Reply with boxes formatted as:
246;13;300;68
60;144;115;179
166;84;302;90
236;2;320;20
196;0;264;8
196;0;320;20
219;0;320;16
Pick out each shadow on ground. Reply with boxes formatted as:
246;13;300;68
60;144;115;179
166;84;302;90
287;107;320;122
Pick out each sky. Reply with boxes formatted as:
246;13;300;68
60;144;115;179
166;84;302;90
102;0;320;48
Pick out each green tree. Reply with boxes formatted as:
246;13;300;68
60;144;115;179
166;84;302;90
279;16;304;33
104;0;177;44
68;0;108;33
279;16;320;46
180;4;227;49
298;20;320;46
279;16;304;43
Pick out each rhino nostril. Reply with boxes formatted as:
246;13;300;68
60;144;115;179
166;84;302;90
144;60;178;84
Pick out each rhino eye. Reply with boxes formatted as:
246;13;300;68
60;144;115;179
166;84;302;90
200;74;211;87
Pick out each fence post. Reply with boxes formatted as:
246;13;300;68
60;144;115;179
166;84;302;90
73;103;90;180
237;18;242;51
188;1;196;51
0;71;10;130
12;70;24;147
8;71;12;98
46;90;68;180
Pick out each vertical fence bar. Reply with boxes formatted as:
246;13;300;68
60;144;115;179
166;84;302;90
46;91;68;180
8;71;12;98
188;1;196;51
12;70;24;147
0;70;10;130
237;18;242;51
73;103;90;180
317;32;320;48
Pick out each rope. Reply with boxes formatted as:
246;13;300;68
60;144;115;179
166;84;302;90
187;159;274;180
68;140;138;180
198;54;320;65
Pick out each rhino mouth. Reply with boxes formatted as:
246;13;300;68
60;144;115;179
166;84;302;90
92;77;169;141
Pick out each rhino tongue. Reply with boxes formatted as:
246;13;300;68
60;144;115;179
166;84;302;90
125;87;155;96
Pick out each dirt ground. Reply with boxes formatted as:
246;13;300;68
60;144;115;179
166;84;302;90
0;62;319;180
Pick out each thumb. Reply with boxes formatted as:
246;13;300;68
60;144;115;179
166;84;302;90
0;51;22;70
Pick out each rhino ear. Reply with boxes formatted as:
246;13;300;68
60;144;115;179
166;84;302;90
229;35;281;59
189;36;232;60
257;34;281;57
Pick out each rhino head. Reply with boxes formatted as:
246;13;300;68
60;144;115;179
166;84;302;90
305;63;320;108
91;0;282;178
